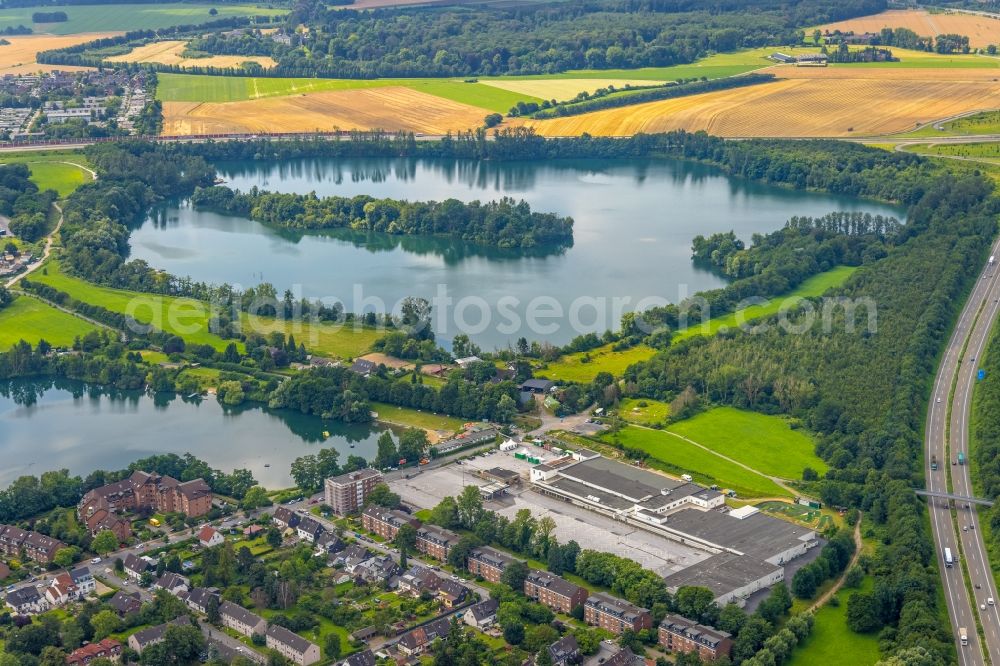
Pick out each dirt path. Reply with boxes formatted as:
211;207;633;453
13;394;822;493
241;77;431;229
4;201;63;288
807;514;864;613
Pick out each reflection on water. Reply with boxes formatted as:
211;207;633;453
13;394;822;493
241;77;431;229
0;379;389;488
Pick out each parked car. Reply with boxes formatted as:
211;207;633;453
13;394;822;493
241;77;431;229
91;557;102;564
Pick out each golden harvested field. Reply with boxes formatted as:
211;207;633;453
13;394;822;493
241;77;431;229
525;72;1000;138
817;9;1000;49
481;78;667;102
162;86;486;135
106;40;276;70
0;33;120;74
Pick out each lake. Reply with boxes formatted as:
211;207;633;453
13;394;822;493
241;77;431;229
0;379;387;488
129;157;904;349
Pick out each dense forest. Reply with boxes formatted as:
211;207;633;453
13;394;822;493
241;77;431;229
39;0;885;78
0;163;58;242
190;185;574;250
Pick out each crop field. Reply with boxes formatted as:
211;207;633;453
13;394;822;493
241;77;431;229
603;425;788;498
31;260;382;358
525;71;1000;138
666;407;826;480
0;4;285;36
481;78;667;102
816;8;1000;49
156;72;538;112
0;295;98;350
0;33;119;75
162;87;490;135
107;40;276;70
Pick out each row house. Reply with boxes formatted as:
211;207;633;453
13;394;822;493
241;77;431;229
272;506;300;531
154;571;190;596
361;505;421;540
266;624;321;666
584;593;652;635
66;638;123;666
524;570;587;614
658;614;733;662
108;591;142;617
296;516;325;543
181;586;220;615
415;525;461;561
128;618;191;654
437;578;469;608
220;600;268;637
5;585;48;615
0;524;65;563
467;546;522;584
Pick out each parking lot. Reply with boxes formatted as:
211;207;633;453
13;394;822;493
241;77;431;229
391;449;712;576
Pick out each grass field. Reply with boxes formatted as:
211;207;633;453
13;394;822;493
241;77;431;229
540;266;856;383
902;141;1000;163
816;8;1000;50
666;406;826;480
107;40;276;70
603;425;788;497
618;397;671;426
786;577;881;666
901;110;1000;138
30;259;382;357
370;402;464;435
0;295;99;350
156;73;540;113
0;4;285;35
0;150;93;196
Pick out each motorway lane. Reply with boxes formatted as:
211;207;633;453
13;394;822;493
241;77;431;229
928;239;1000;665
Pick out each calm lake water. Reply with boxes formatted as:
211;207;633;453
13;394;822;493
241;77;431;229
0;379;387;488
129;157;904;349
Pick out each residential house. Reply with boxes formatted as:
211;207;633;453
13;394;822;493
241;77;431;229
355;554;399;584
71;566;96;596
601;647;646;666
398;566;441;596
0;562;9;580
436;578;469;608
5;585;48;614
183;586;220;614
338;650;376;666
198;525;224;548
464;598;499;629
45;572;85;607
273;506;300;531
466;546;522;584
122;553;150;582
361;505;421;540
584;593;652;635
108;591;142;617
349;358;378;377
66;638;123;666
154;571;190;595
220;600;267;638
332;543;371;569
325;468;384;515
397;617;452;655
128;618;191;654
524;570;587;614
547;635;581;666
296;516;325;543
315;532;345;554
415;525;461;561
266;624;321;665
658;614;733;662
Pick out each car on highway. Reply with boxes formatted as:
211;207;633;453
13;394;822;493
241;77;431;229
982;603;987;611
937;397;942;403
964;526;968;532
991;597;996;606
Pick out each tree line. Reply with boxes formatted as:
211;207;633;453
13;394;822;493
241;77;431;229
190;185;574;250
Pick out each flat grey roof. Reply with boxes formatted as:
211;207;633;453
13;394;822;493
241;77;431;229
558;457;682;502
544;476;635;511
663;552;781;597
664;507;813;561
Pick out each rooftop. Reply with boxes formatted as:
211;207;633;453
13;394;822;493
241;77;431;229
663;552;782;597
267;623;317;654
557;457;683;503
662;507;813;561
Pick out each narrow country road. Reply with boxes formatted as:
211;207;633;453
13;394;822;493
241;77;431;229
4;202;63;289
806;515;863;614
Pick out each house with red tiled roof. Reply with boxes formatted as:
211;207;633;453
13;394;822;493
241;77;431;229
66;638;123;665
198;525;224;548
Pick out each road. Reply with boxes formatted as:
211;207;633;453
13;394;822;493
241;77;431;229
927;242;1000;665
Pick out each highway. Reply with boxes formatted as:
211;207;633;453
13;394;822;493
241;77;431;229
927;240;1000;665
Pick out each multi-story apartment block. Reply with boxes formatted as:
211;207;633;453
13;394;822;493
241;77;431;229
658;614;733;661
220;600;267;638
524;569;588;614
78;471;212;526
324;469;383;515
0;524;65;563
415;525;462;561
466;546;522;584
584;593;652;635
361;506;421;540
266;624;321;665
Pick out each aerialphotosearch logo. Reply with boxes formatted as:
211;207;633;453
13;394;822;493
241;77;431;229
122;282;878;347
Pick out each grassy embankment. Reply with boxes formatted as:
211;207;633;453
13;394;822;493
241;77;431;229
0;4;286;35
540;266;857;383
0;295;99;349
29;259;382;357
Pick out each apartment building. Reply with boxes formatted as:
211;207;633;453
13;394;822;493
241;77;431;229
584;593;652;635
658;614;733;661
466;546;522;584
524;569;588;614
361;505;421;540
324;469;383;515
266;624;321;665
415;524;462;561
220;600;267;637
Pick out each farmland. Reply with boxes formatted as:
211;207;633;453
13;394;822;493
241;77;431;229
816;8;1000;50
29;260;383;358
162;87;491;136
665;406;826;480
524;69;1000;138
0;4;285;36
107;40;276;70
0;295;99;350
601;424;789;498
0;33;119;75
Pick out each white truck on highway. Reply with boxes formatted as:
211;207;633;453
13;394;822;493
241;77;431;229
945;547;954;567
991;255;996;265
960;627;968;646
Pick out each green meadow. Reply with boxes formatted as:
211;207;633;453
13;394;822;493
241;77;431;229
0;4;285;35
0;295;99;350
